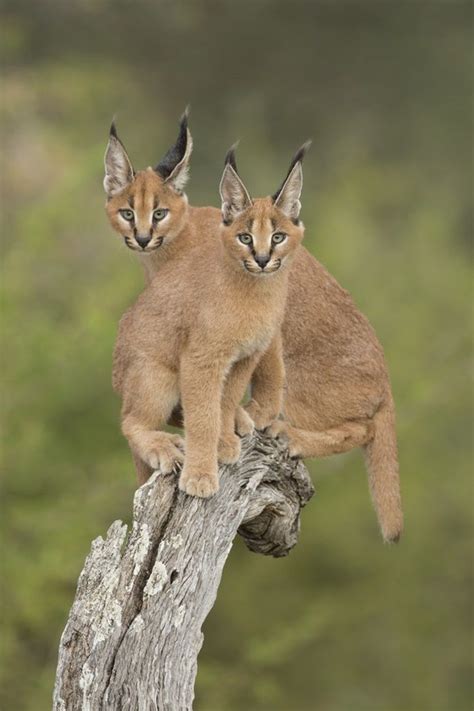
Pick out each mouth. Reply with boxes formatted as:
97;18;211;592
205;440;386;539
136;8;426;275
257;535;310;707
243;259;281;275
124;236;164;252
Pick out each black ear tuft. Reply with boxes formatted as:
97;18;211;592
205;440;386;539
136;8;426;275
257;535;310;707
104;120;135;197
224;141;239;173
155;107;190;180
109;120;118;139
272;139;312;202
219;142;252;223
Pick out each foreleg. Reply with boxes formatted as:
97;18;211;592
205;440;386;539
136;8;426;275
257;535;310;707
178;354;226;497
121;364;184;485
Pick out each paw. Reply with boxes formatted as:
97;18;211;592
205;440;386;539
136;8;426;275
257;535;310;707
234;406;255;437
268;423;302;458
266;419;289;440
218;433;241;464
179;467;219;498
171;433;185;451
144;433;185;475
244;399;279;431
287;437;304;459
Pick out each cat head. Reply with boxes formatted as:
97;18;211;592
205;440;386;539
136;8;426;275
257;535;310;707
104;109;192;252
219;141;310;275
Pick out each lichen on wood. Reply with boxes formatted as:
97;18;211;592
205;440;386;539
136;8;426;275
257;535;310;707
53;433;314;711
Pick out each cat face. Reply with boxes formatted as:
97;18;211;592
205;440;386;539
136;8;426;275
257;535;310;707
222;198;304;275
104;111;192;252
105;169;189;253
219;143;310;275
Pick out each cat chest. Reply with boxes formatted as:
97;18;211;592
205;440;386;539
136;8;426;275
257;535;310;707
231;318;276;361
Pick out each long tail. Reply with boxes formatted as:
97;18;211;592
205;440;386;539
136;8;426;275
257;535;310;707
364;395;403;543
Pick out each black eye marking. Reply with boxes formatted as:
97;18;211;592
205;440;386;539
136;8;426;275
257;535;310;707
119;209;135;221
272;232;287;245
153;208;169;221
238;233;253;245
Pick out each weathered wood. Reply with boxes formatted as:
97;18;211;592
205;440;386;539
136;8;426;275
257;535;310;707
53;433;314;711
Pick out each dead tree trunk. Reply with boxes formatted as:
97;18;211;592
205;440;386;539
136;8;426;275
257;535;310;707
53;433;314;711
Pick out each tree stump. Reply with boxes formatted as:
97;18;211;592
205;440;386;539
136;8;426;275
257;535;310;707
53;433;314;710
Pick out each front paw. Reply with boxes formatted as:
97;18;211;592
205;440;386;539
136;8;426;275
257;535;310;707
218;433;241;464
143;433;185;474
235;406;255;437
245;399;279;431
179;466;219;498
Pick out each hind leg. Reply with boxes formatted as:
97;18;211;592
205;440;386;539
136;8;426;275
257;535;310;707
245;334;285;430
131;450;153;487
234;405;255;437
121;364;184;484
268;419;374;458
218;353;262;464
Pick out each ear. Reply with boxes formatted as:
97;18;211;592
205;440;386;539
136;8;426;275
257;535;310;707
272;140;311;221
103;122;135;198
219;145;252;224
155;107;193;193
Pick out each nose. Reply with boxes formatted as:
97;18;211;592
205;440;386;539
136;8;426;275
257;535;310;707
255;254;271;269
135;234;151;249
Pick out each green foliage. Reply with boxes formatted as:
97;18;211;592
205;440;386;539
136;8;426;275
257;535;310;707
1;2;472;709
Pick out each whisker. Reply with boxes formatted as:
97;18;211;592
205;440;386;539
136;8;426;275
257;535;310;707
124;236;140;251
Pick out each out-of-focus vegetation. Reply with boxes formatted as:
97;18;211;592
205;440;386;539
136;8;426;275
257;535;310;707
1;2;472;709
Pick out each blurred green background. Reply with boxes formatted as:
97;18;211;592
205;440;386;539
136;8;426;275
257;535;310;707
1;1;472;709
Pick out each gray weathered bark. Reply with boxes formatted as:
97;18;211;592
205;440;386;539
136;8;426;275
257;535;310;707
53;433;314;711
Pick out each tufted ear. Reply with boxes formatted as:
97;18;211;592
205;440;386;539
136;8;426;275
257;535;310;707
219;144;253;224
272;140;311;221
155;107;193;193
103;122;135;198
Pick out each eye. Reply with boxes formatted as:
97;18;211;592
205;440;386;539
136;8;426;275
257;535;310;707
153;208;168;221
238;233;253;245
272;232;287;245
119;209;134;222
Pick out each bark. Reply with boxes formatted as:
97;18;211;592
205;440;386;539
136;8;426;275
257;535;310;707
53;433;314;711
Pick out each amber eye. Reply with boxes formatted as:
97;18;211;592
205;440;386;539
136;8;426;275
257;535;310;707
272;232;287;245
153;208;168;221
119;209;134;222
238;233;253;245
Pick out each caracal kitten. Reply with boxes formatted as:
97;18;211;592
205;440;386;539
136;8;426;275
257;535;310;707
112;147;305;495
104;109;219;285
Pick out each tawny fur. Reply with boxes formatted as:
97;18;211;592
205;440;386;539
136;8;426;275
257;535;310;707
113;199;301;495
104;125;303;496
104;120;402;542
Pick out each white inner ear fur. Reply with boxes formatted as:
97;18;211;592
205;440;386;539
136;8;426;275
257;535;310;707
219;164;252;221
104;137;134;197
164;129;193;193
274;162;303;220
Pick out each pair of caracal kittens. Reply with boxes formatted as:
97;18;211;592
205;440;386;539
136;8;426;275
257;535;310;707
105;111;403;543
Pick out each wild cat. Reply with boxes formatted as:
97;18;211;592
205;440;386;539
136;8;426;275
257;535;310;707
111;146;305;496
104;114;402;542
104;109;219;285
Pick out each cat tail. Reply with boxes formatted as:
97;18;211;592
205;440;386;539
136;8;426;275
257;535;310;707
364;394;403;543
